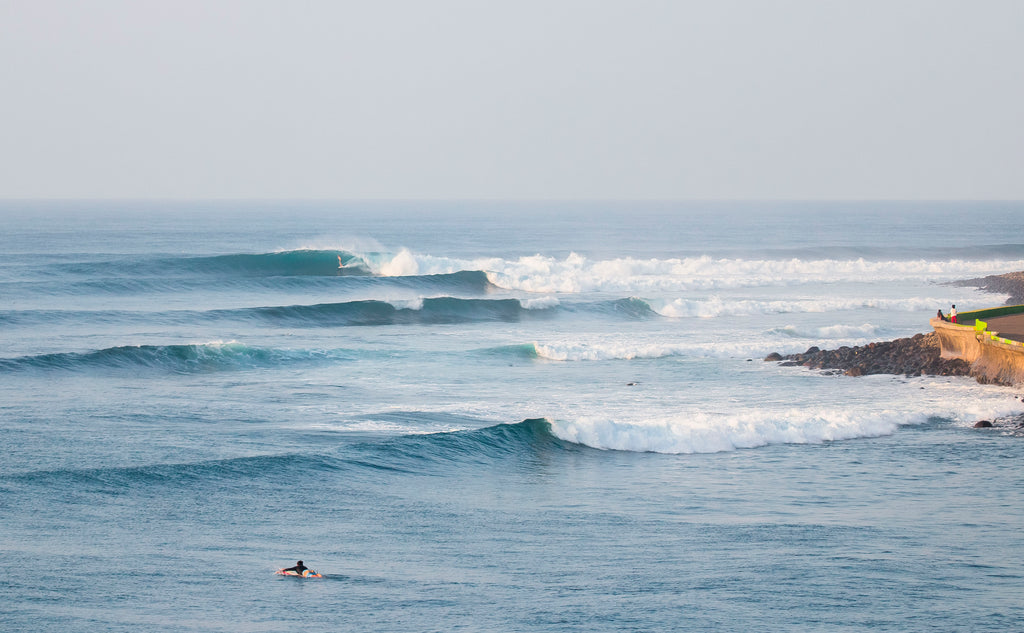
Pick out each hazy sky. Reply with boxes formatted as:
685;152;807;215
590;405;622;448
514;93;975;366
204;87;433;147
1;0;1022;200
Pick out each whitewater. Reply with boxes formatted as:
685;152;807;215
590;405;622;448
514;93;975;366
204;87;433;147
1;201;1023;631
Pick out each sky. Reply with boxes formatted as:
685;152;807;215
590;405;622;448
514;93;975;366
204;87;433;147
1;0;1022;200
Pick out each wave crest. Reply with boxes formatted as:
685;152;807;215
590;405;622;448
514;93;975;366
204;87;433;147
533;341;691;361
650;296;948;318
350;250;1024;293
0;341;340;374
549;409;913;454
232;297;552;327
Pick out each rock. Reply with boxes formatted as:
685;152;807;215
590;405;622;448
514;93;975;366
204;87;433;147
973;420;994;428
766;332;973;380
954;271;1024;305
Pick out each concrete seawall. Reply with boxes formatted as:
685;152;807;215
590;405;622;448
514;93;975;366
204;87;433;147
931;305;1024;385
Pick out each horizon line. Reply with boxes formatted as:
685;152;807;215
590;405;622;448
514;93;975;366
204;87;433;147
2;197;1023;204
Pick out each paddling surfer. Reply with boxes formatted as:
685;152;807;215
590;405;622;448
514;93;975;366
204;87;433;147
281;560;309;575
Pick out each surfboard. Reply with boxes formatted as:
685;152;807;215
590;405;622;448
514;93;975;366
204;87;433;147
275;569;322;578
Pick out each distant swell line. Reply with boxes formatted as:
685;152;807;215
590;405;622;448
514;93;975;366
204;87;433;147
24;255;495;295
3;453;349;492
0;342;346;374
0;292;958;332
218;297;554;327
4;420;568;489
64;249;372;278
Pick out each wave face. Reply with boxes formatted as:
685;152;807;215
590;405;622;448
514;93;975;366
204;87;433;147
6;452;350;493
220;296;550;327
0;342;345;374
11;254;495;297
357;418;569;470
6;420;566;491
64;250;371;278
189;250;368;276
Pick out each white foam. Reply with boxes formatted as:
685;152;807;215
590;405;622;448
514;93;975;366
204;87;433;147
550;409;909;454
195;339;240;347
772;323;884;339
548;383;1023;454
482;254;1024;293
343;248;1024;294
649;296;951;318
379;248;420;277
529;337;822;362
529;328;889;361
521;296;561;310
388;297;425;310
814;323;883;338
533;340;694;361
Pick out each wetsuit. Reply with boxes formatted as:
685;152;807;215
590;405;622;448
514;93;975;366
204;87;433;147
283;563;308;575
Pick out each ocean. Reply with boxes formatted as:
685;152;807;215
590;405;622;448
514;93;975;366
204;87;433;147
2;200;1023;632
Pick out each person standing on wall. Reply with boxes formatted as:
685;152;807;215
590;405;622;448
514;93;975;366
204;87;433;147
951;305;957;323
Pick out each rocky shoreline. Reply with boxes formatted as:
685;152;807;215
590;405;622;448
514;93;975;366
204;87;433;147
764;271;1024;384
954;271;1024;305
764;335;1024;429
764;332;973;378
761;271;1024;430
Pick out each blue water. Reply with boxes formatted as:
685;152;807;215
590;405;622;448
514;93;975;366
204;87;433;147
2;201;1024;631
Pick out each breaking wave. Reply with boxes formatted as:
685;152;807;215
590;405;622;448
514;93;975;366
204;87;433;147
531;341;694;362
41;251;494;294
217;297;554;327
648;296;951;318
770;323;886;340
344;249;1024;293
548;410;909;454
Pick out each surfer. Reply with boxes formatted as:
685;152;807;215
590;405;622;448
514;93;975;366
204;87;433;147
338;255;345;269
281;560;309;575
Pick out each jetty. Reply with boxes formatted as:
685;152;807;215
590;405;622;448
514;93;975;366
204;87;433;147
931;305;1024;385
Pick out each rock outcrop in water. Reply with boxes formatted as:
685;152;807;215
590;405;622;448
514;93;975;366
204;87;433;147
765;270;1024;385
765;332;972;378
954;271;1024;305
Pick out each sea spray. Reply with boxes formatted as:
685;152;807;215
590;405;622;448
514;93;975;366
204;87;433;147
546;396;1023;454
341;249;1024;293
